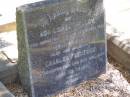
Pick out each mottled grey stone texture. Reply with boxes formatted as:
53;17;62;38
16;0;106;97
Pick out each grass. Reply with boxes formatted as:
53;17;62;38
0;22;16;32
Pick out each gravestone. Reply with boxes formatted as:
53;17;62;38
16;0;106;97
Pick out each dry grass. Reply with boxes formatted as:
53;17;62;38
0;22;16;32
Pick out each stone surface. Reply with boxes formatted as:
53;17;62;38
0;82;15;97
16;0;106;97
107;24;130;70
0;63;17;84
0;52;18;84
0;31;18;84
105;0;130;69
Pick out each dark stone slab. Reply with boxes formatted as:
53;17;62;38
16;0;106;97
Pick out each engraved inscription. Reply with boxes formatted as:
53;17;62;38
23;0;106;97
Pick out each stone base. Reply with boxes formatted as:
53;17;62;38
0;62;18;84
107;39;130;70
0;31;18;84
0;52;18;84
0;82;15;97
107;24;130;70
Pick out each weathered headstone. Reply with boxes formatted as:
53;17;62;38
16;0;106;97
